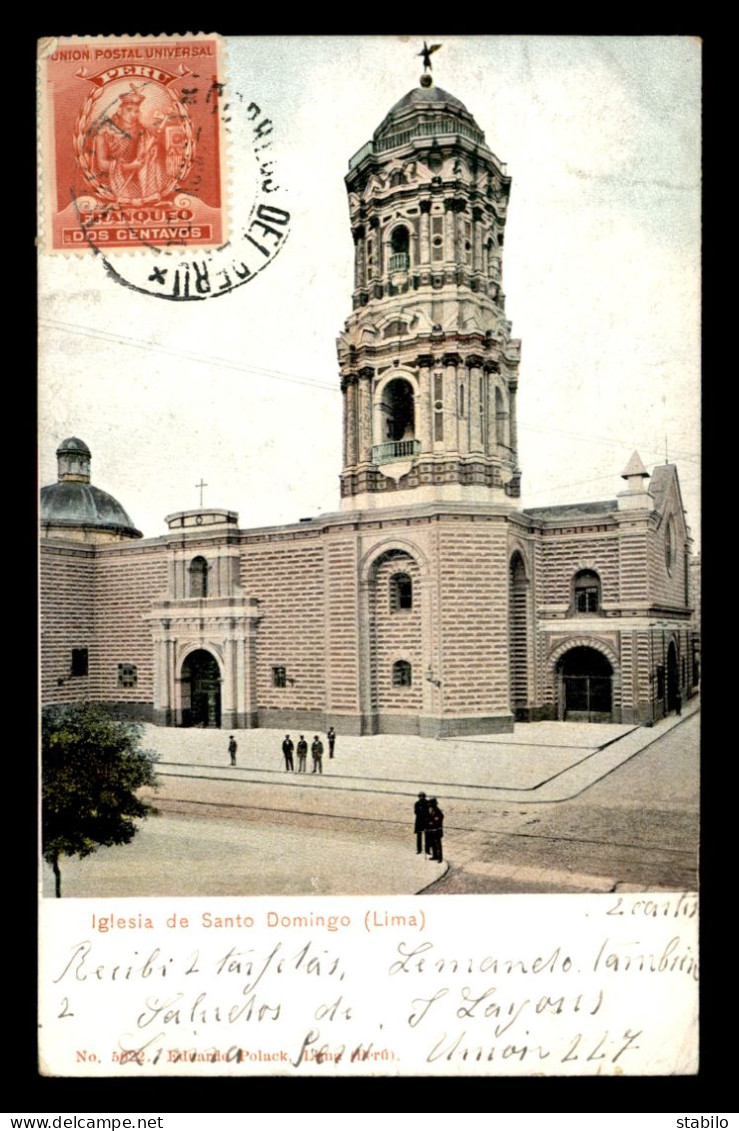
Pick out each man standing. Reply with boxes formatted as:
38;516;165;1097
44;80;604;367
311;735;324;774
414;792;429;855
296;735;308;773
228;735;237;766
426;797;445;862
282;734;294;772
327;726;336;759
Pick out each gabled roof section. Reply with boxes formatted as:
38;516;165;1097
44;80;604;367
649;463;690;535
523;500;618;523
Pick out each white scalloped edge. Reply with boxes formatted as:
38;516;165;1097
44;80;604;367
37;33;232;258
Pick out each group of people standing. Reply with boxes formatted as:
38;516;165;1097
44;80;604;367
282;727;336;774
227;727;337;774
414;791;444;862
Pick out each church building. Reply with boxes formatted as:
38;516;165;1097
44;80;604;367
40;71;698;736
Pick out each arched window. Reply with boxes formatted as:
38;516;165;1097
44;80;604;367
189;555;208;598
392;660;412;687
389;225;410;272
665;516;676;574
390;572;412;612
573;569;601;614
381;378;415;442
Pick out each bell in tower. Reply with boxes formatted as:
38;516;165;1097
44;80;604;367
337;56;522;512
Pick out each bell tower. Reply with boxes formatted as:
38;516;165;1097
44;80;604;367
337;63;521;511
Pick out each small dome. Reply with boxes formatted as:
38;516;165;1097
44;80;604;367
40;482;140;535
40;438;142;541
57;436;91;457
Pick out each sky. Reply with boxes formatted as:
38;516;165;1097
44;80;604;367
38;35;701;547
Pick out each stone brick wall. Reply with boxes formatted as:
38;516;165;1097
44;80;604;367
618;527;650;606
648;523;690;609
435;515;510;717
370;552;423;714
40;542;95;705
324;532;361;715
240;531;328;717
93;543;168;708
536;529;620;607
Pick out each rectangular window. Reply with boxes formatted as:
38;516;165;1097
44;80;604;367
272;666;287;688
656;666;665;701
71;648;88;677
576;588;599;613
118;663;138;689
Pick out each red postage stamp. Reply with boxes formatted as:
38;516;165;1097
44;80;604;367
38;34;228;253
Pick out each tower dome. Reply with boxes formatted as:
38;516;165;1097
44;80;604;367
40;438;142;542
373;84;486;149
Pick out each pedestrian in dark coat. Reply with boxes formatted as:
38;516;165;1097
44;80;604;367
311;735;324;774
426;797;444;862
282;734;294;772
327;726;336;758
296;735;308;772
414;791;429;854
228;735;237;766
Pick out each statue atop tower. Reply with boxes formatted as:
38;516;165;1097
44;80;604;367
337;51;522;511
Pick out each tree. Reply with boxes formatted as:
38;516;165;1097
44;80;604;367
42;704;158;898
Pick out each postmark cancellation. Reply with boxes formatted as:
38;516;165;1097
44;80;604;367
38;34;228;253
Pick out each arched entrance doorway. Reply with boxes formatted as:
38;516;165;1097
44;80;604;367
180;649;221;727
666;640;679;713
557;646;613;722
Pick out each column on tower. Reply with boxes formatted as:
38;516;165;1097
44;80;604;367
456;201;469;278
508;377;518;465
489;237;501;285
467;355;484;453
416;355;434;452
352;224;364;291
443;198;455;265
357;366;374;463
442;352;460;455
472;207;484;277
484;361;497;454
341;374;359;468
370;217;381;287
419;200;431;267
494;377;510;454
458;361;469;456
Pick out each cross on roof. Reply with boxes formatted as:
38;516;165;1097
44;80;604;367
196;478;208;507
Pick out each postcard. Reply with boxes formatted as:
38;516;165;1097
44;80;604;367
38;34;700;1077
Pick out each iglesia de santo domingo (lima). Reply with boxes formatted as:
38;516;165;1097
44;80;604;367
40;64;698;737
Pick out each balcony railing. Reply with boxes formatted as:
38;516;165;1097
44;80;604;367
348;118;491;170
388;252;410;273
372;439;421;464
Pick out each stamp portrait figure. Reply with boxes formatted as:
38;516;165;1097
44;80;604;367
92;85;173;202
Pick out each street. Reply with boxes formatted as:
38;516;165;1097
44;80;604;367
42;709;698;898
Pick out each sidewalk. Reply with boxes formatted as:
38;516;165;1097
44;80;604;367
42;701;698;898
145;696;700;804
